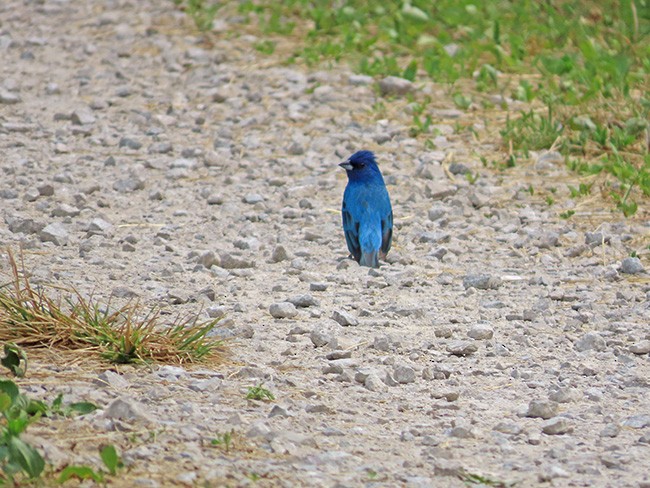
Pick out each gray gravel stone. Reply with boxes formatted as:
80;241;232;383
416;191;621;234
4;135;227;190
287;294;319;308
542;417;573;435
7;217;44;234
378;76;414;96
446;340;478;356
113;177;144;193
39;223;69;246
71;108;96;125
526;400;559;419
87;218;113;235
219;253;254;269
493;422;523;435
118;137;142;150
104;397;154;424
393;364;416;384
462;274;502;290
621;414;650;429
270;245;289;263
574;332;607;352
332;310;358;327
629;340;650;355
0;89;21;104
467;322;494;340
310;328;332;348
148;141;173;154
620;257;644;274
269;302;298;319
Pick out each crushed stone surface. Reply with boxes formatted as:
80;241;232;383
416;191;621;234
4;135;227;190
1;1;649;486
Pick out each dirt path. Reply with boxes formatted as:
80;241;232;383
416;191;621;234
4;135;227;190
1;1;649;486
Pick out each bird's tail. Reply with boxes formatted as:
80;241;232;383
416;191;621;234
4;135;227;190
359;251;379;268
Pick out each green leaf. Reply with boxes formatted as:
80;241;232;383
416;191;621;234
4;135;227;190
8;436;45;478
402;60;418;81
0;380;19;403
100;444;120;475
7;413;30;436
27;399;49;417
51;393;64;412
0;392;12;412
1;343;28;378
57;465;103;483
67;402;98;415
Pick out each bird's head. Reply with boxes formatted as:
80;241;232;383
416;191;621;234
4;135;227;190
339;150;383;182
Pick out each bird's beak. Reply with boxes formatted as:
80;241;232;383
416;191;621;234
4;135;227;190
339;161;353;171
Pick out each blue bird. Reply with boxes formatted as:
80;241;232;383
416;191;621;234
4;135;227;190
339;150;393;268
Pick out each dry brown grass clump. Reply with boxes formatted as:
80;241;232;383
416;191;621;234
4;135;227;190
0;249;226;365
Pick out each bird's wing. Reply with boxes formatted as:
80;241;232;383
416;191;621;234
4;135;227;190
342;199;361;262
381;209;393;255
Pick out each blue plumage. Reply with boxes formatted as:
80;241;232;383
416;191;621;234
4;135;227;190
339;150;393;268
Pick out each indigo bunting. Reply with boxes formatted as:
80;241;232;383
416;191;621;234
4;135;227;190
339;150;393;268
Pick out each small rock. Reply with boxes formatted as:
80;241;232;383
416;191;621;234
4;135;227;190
51;203;80;217
574;332;606;352
37;184;55;196
197;251;219;269
243;193;264;204
7;218;44;235
332;310;358;327
310;328;332;348
538;465;570;481
104;397;154;424
493;422;522;435
349;74;373;86
111;286;138;298
268;405;291;418
326;350;351;360
118;137;142;150
467;322;493;340
70;108;96;125
269;302;298;319
87;218;113;235
113;177;144;193
0;89;21;104
364;373;385;392
585;232;609;247
270;245;289;263
393;364;416;384
448;162;470;175
310;282;328;292
629;340;650;355
39;223;69;246
599;423;620;438
287;294;319;308
621;414;650;429
219;253;254;269
620;257;644;274
95;371;129;389
24;188;40;202
147;141;173;153
462;274;501;290
542;417;573;435
446;341;478;356
378;76;414;96
526;400;558;419
447;426;474;439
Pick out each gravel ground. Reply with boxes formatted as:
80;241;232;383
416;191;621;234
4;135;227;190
1;1;649;487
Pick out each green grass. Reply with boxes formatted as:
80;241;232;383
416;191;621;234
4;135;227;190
1;357;116;485
0;250;226;365
189;0;650;216
246;384;275;401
